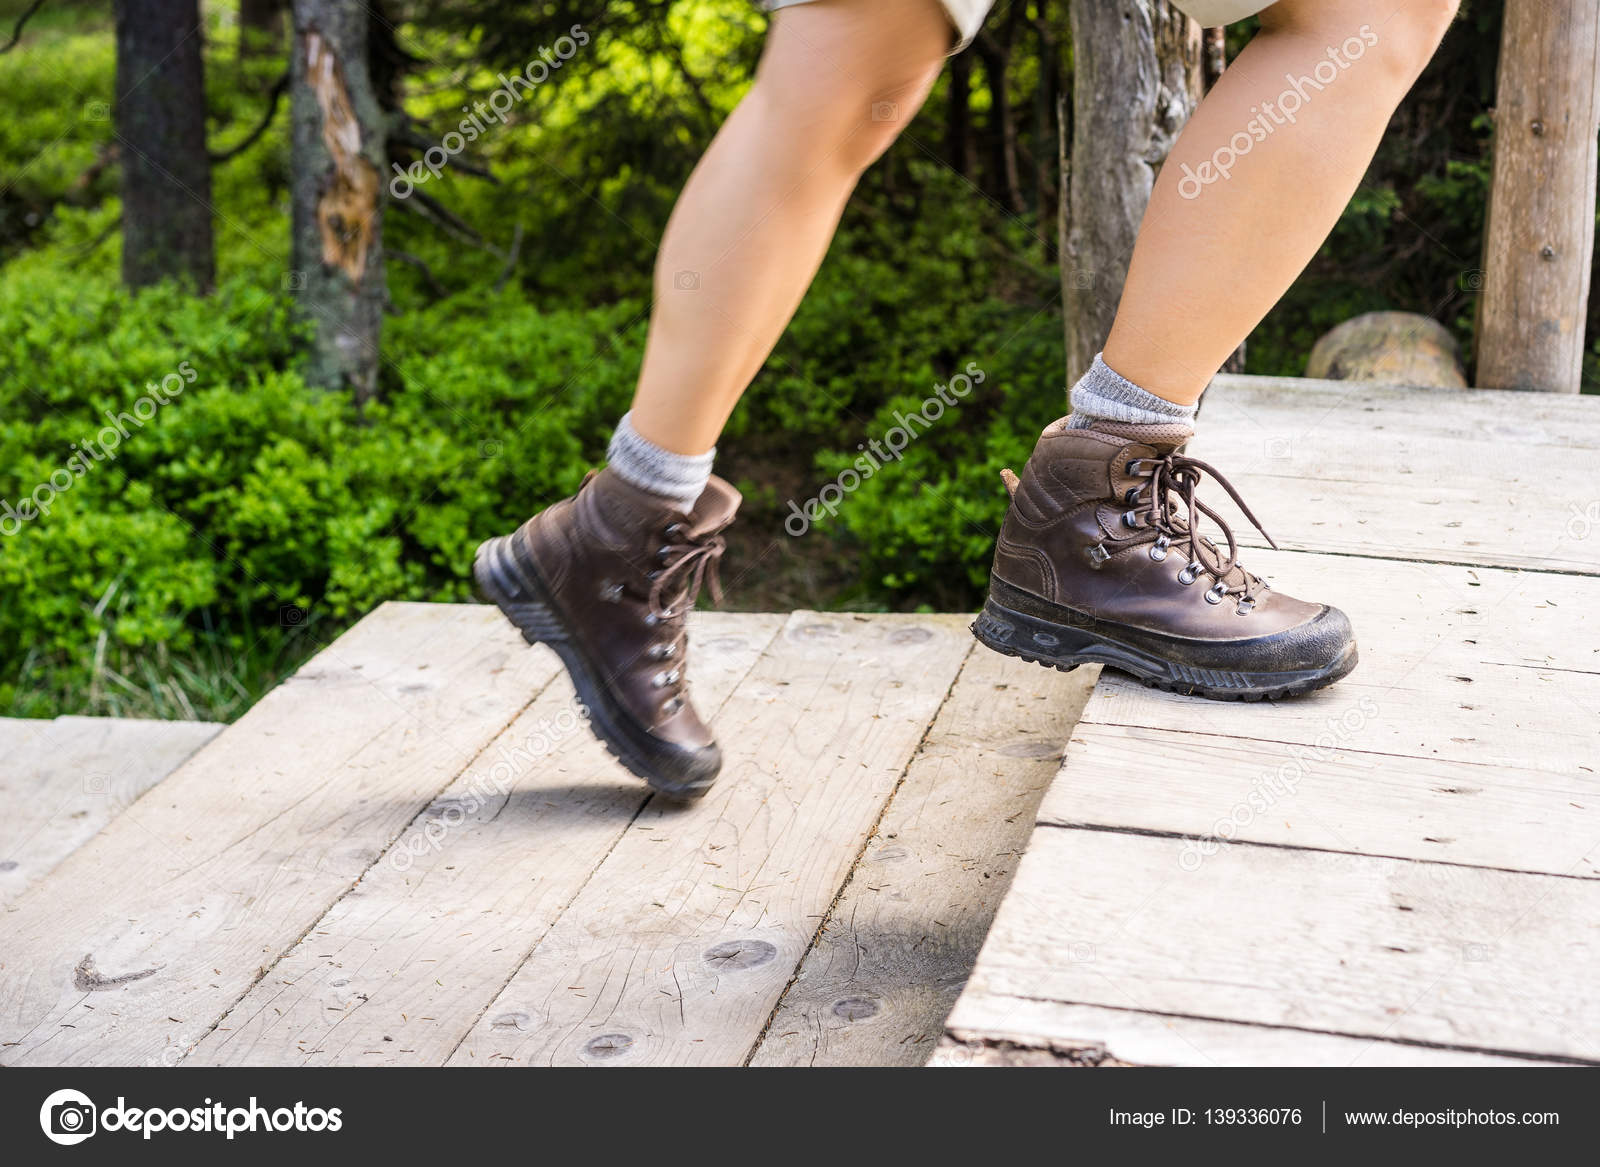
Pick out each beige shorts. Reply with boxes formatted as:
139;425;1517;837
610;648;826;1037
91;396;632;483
762;0;1270;51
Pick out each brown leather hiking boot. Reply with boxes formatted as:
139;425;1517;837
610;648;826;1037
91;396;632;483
473;469;739;799
975;417;1357;700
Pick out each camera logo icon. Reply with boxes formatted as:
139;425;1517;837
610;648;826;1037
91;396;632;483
40;1088;97;1145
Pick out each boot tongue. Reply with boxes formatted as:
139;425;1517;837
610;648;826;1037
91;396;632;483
684;474;741;537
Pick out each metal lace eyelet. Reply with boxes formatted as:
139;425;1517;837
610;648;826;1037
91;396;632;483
1121;510;1140;530
647;569;662;581
1236;597;1256;616
662;696;683;715
599;582;624;603
1123;487;1140;506
1149;535;1169;563
1205;582;1228;605
1177;563;1201;586
657;546;672;563
644;612;659;627
1125;459;1143;476
665;669;681;685
664;523;685;541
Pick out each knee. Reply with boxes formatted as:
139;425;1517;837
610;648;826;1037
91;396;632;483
1262;0;1458;86
749;3;949;175
1375;0;1459;80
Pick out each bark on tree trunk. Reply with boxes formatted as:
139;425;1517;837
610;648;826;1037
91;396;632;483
1475;0;1600;393
289;0;386;403
1061;0;1203;387
114;0;215;293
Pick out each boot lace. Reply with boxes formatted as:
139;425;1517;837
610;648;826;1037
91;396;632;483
1122;453;1278;609
642;523;726;712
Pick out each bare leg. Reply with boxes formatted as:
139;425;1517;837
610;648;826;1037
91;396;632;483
628;0;952;455
1102;0;1460;405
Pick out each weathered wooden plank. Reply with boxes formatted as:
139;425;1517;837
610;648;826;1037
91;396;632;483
750;650;1098;1067
447;613;975;1067
935;1000;1549;1067
1205;374;1600;446
191;613;786;1067
0;717;221;905
1081;550;1600;776
1197;375;1600;574
0;603;560;1067
963;829;1600;1063
1042;723;1600;878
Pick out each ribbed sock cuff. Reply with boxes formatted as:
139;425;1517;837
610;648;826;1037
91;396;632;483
1065;354;1198;429
605;412;715;507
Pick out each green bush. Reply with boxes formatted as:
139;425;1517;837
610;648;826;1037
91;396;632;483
2;0;1571;721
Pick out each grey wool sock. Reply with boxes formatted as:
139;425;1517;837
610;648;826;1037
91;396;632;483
605;412;715;508
1065;354;1198;429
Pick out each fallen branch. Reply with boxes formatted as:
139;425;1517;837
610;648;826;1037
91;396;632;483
1;0;47;54
209;69;290;163
388;248;447;298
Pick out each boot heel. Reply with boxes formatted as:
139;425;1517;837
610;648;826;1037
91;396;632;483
473;536;569;645
972;596;1091;672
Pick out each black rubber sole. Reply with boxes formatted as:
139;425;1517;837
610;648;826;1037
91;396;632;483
472;534;720;800
972;590;1358;701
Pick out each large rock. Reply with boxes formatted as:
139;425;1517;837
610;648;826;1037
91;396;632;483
1305;311;1467;389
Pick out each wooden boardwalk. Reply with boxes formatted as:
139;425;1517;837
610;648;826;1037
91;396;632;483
0;610;1093;1066
2;374;1595;1067
939;375;1600;1067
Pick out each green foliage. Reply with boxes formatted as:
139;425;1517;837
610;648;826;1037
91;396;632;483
0;258;652;714
0;0;1571;722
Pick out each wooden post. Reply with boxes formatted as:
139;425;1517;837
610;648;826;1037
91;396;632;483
1476;0;1600;393
1061;1;1202;388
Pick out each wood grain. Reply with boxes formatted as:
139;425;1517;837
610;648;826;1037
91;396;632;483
446;613;974;1067
1195;376;1600;573
0;717;221;905
963;829;1600;1063
750;649;1097;1066
0;603;558;1067
191;614;785;1066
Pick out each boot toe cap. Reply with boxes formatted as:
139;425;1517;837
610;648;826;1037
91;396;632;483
1272;603;1357;673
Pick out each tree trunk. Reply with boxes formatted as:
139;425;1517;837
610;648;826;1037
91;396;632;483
114;0;215;293
240;0;285;58
1475;0;1600;393
946;50;974;178
975;16;1025;214
289;0;386;403
1033;15;1061;231
1061;0;1203;387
